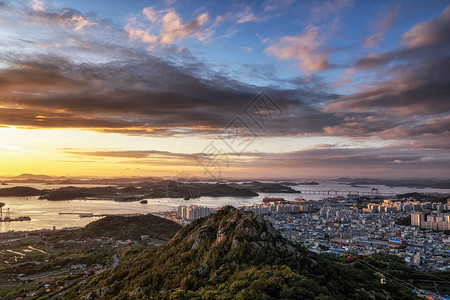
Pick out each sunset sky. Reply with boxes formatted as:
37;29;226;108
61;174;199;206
0;0;449;179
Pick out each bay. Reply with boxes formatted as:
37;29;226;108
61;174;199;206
1;181;448;232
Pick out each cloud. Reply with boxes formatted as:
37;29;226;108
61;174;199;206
236;12;258;24
353;6;450;72
32;0;45;12
235;7;261;24
0;2;139;68
219;27;238;39
242;146;450;178
263;0;293;13
363;3;401;47
0;143;31;153
0;0;448;164
265;26;329;74
63;149;204;160
29;8;98;32
126;7;210;45
214;3;284;27
0;50;447;150
401;6;450;48
0;54;339;137
327;53;450;117
310;0;353;23
379;116;450;139
142;7;158;23
329;4;450;147
62;149;256;168
62;146;450;178
399;133;450;150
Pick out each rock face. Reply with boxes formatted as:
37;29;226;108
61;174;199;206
177;207;305;263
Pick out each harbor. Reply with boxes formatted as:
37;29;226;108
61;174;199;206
0;202;31;222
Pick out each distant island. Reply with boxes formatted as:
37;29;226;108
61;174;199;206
237;181;300;193
297;181;320;185
0;181;274;201
2;175;449;201
11;173;54;180
325;177;450;189
348;179;450;189
276;181;319;186
3;174;449;190
0;186;43;197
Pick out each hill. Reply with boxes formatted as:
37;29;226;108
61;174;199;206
239;181;300;193
45;186;121;200
12;173;54;180
164;181;259;198
0;186;43;197
350;178;450;189
53;214;181;241
62;207;419;299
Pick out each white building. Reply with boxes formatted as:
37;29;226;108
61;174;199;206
177;205;215;221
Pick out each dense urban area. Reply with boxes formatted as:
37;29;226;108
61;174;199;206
176;194;450;272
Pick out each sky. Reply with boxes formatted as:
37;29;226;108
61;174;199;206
0;0;449;179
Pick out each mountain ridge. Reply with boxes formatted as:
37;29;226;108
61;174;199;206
62;206;419;299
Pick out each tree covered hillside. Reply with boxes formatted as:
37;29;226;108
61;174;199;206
52;214;181;241
60;207;424;299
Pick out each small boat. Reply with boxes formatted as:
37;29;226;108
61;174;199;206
0;182;7;186
140;200;148;204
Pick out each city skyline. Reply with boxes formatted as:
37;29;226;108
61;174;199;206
0;0;449;178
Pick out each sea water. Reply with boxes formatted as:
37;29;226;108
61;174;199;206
0;181;448;232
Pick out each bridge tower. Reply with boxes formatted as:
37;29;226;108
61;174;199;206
371;188;379;196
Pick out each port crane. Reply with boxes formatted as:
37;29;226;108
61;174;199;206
0;202;30;222
0;203;11;220
0;202;4;219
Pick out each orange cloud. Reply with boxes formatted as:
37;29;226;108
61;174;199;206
126;7;210;45
264;26;329;74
